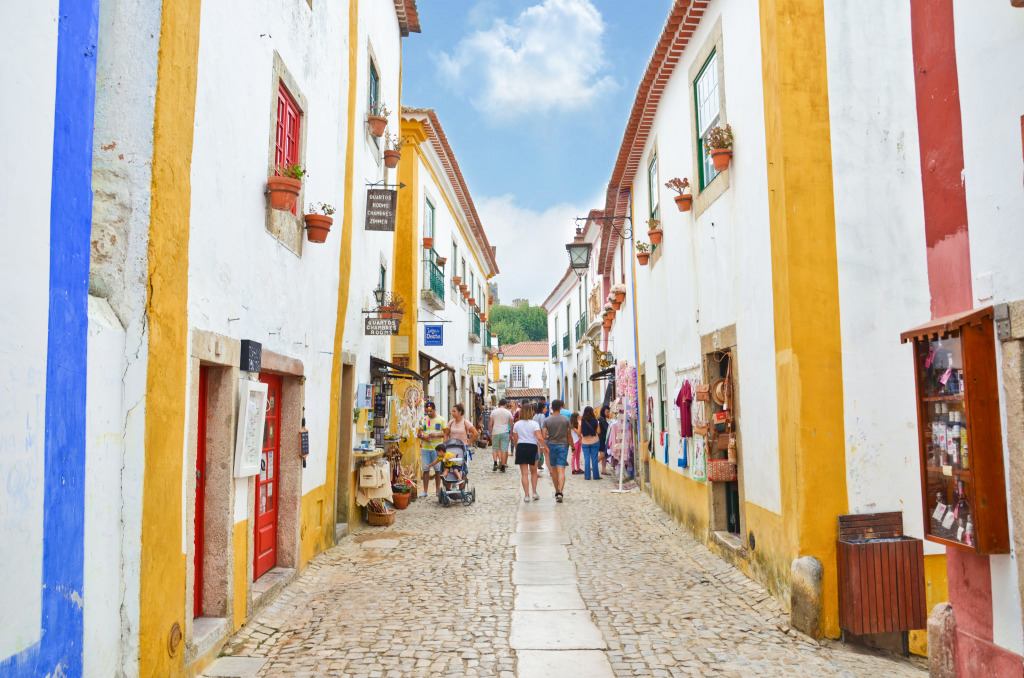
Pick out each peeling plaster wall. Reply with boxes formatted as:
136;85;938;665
954;2;1024;658
0;1;59;662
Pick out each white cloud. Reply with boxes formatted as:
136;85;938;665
436;0;618;120
479;192;603;305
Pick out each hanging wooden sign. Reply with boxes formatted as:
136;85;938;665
365;317;400;335
365;188;397;231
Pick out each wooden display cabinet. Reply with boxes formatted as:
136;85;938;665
901;307;1010;554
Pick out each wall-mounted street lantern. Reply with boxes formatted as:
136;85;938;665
495;349;505;361
565;227;592;278
373;285;386;308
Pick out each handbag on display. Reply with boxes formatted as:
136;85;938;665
712;410;731;433
706;459;737;482
695;384;711;402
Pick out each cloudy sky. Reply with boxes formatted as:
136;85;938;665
402;0;671;305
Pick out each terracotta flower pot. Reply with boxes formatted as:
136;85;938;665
648;228;663;245
637;252;651;266
304;214;333;243
452;276;462;286
674;194;693;212
468;298;476;307
267;176;301;211
383;149;401;169
606;310;616;321
710;148;732;171
459;284;468;294
436;256;447;266
423;237;434;249
615;292;625;303
367;115;387;137
392;491;410;510
611;299;621;311
603;320;612;331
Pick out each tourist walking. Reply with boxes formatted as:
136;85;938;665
532;400;548;475
417;401;447;497
511;401;544;502
569;412;583;474
489;398;513;472
580;406;601;480
599;404;612;475
445;403;478;447
543;400;571;502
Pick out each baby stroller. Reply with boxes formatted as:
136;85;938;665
435;439;477;507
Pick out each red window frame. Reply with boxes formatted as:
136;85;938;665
275;84;302;214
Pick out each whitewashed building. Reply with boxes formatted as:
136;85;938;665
495;341;549;402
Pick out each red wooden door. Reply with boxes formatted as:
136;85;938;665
194;366;208;617
254;373;282;580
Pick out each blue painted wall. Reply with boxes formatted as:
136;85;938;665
0;1;97;675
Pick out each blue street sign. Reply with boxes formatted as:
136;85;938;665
424;325;443;346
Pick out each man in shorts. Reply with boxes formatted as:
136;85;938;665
417;402;447;497
543;399;571;502
489;399;513;472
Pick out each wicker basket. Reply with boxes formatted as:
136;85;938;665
706;459;737;482
366;507;396;526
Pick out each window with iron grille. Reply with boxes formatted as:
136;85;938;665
511;365;524;389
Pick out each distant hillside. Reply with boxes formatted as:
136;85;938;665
489;302;547;345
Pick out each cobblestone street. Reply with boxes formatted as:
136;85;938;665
208;454;927;678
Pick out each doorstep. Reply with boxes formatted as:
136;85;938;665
712;530;747;557
251;567;296;617
185;616;230;675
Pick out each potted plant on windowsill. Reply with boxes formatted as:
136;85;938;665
636;241;651;266
267;162;306;211
611;283;626;304
665;177;692;212
603;303;616;321
303;202;335;243
378;291;406;323
602;313;612;330
367;101;390;138
452;275;462;287
704;124;733;171
647;218;663;246
383;134;407;169
608;293;621;312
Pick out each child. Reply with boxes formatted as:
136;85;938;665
426;443;464;487
570;412;583;474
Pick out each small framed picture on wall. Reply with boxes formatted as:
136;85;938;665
234;378;269;478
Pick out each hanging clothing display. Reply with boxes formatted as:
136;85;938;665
675;381;693;438
606;419;635;477
692;434;707;481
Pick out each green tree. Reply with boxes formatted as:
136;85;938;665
491;318;528;346
489;302;548;343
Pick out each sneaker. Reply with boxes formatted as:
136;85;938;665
500;465;506;473
524;494;531;502
556;493;563;503
418;493;428;498
493;462;499;472
531;492;540;501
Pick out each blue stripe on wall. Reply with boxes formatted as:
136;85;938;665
0;0;97;675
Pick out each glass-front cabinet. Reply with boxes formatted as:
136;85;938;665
901;307;1010;554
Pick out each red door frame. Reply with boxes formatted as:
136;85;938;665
254;373;283;580
194;366;208;617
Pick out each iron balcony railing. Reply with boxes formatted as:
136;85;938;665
575;319;583;342
484;325;492;348
562;332;570;353
472;311;481;338
580;311;588;331
551;342;557;359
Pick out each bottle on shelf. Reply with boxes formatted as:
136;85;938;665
932;488;947;535
954;480;968;521
960;432;970;471
965;517;975;547
938;404;950;465
948;410;961;467
929;404;942;465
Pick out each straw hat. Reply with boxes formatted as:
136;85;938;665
711;378;729;406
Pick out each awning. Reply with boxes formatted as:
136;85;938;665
370;356;425;384
900;306;993;343
419;350;456;384
589;366;616;381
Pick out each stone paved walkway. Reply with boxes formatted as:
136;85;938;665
206;453;927;677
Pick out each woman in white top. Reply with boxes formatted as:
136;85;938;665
511;401;545;501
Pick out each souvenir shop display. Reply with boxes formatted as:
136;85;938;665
704;354;736;482
901;307;1009;554
610;361;638;493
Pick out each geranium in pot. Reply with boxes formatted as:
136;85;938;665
636;241;651;266
304;202;335;243
267;162;306;211
383;133;407;169
665;177;693;212
704;124;733;171
611;283;626;304
608;293;621;312
647;218;663;246
603;303;616;321
367;101;390;138
391;482;412;510
378;291;406;324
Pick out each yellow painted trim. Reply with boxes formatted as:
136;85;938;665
139;0;202;673
321;0;360;558
299;486;330;567
760;0;847;638
412;142;489;277
910;553;948;656
232;521;248;631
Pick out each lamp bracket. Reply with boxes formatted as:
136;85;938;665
574;214;633;240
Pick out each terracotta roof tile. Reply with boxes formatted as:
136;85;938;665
499;341;549;358
505;388;545;399
394;0;421;37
